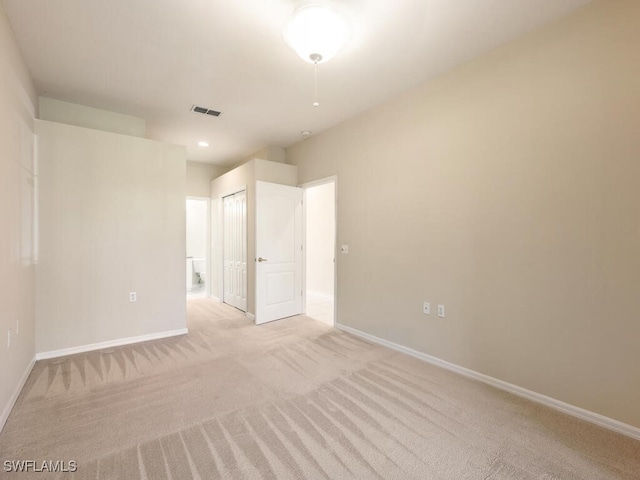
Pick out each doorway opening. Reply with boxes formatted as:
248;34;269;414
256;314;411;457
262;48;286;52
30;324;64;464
186;197;209;299
303;178;336;325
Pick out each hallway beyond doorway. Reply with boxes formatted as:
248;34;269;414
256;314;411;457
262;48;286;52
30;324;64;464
304;178;336;325
305;290;334;325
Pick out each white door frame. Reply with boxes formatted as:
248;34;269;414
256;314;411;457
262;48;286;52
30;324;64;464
300;175;338;325
186;196;211;298
215;186;248;311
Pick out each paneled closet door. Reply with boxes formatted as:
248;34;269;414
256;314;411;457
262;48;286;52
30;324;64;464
223;190;247;311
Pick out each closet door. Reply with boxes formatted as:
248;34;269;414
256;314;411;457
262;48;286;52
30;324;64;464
223;191;247;311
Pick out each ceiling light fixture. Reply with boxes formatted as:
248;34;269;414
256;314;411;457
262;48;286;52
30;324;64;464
284;4;348;65
197;141;209;147
284;4;349;107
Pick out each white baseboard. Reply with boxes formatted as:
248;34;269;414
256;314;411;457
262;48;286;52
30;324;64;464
336;323;640;441
210;295;222;302
35;328;189;360
1;356;36;434
245;312;255;321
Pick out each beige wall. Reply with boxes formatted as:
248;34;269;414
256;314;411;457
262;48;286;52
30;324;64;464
0;4;38;430
40;97;146;138
287;0;640;428
186;161;228;198
36;120;187;354
210;159;297;314
236;146;286;167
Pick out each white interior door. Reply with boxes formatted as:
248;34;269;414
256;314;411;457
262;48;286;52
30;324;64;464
223;191;247;311
255;181;303;325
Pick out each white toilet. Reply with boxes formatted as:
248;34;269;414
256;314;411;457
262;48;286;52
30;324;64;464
192;258;206;285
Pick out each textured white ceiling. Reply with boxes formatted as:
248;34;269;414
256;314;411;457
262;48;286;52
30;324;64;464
2;0;593;165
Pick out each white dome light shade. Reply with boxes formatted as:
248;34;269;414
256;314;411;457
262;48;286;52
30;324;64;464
284;4;348;64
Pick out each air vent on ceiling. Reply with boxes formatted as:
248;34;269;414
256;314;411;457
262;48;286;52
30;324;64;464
191;105;221;117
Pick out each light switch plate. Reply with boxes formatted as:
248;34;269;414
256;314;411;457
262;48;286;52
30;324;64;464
423;302;430;315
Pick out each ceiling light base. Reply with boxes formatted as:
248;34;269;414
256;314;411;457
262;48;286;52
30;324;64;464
309;53;323;64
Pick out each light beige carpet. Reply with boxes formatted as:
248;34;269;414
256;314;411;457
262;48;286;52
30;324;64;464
1;299;639;479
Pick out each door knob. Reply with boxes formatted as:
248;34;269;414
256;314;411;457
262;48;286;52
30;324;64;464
257;257;268;262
